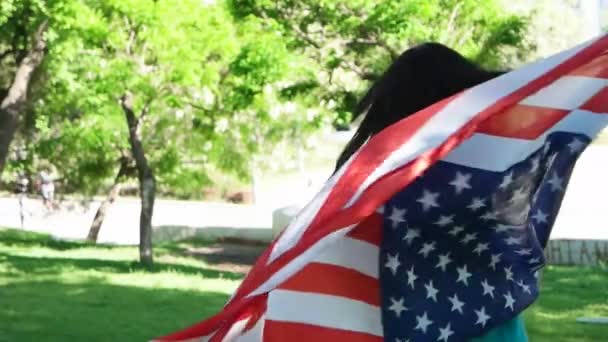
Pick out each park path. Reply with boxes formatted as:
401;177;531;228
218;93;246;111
181;241;266;274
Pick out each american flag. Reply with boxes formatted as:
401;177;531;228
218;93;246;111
154;34;608;342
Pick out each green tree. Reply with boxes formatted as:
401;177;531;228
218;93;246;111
199;16;331;190
500;0;595;64
36;0;240;264
12;0;323;253
0;0;51;179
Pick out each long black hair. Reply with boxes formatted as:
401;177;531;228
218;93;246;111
334;42;507;172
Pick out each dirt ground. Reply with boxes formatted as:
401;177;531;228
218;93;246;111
183;239;268;274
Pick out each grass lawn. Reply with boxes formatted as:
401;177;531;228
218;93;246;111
0;228;243;342
1;228;607;341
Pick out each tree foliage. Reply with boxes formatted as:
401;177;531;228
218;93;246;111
2;0;535;196
229;0;533;127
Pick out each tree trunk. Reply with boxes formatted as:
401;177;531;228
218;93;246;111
0;21;48;180
86;162;127;243
121;92;155;267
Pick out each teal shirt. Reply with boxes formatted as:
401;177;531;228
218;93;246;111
471;315;528;342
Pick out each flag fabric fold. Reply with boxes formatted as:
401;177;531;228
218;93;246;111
154;34;608;342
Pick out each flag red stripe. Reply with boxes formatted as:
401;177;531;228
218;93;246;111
304;94;458;241
570;52;608;78
263;320;383;342
580;86;608;113
277;262;381;306
477;104;570;139
346;213;383;246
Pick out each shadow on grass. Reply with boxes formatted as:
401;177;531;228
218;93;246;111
0;252;244;280
155;236;267;273
1;228;265;273
0;228;115;251
0;278;228;342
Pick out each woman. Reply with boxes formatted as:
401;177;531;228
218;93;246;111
38;167;56;211
334;42;528;341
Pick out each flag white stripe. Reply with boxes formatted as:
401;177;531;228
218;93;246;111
249;226;356;298
343;37;599;209
266;290;383;337
520;75;608;110
232;315;265;342
222;318;250;342
442;109;608;171
269;149;361;263
312;237;379;278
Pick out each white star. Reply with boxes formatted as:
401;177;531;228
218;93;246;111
447;225;465;236
437;322;454;342
517;280;532;294
493;224;511;233
456;265;472;286
531;209;548;224
504;291;516;311
436;253;452;272
402;228;421;245
480;211;498;221
481;279;495;298
568;138;585;154
388;297;407;318
473;242;489;256
547;172;564;192
434;215;454;227
385;253;401;275
460;233;477;245
530;156;540;173
510;187;528;203
504;236;523;245
425;280;439;302
388;207;407;228
417;189;440;211
475;307;491;327
468;197;486;211
448;293;465;314
515;248;533;256
489;253;502;270
407;266;418;290
449;172;472;194
505;266;514;281
414;312;433;334
498;172;514;190
418;241;437;258
528;257;541;264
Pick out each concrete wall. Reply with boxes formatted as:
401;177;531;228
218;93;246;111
545;239;608;266
0;197;274;245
